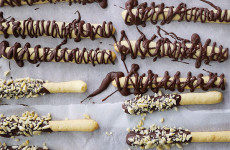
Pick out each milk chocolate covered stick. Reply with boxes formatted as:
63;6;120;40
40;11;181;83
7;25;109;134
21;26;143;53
127;125;230;149
123;0;230;26
0;12;115;42
0;111;99;137
0;0;107;8
114;27;228;68
0;78;87;99
123;91;222;115
0;41;116;67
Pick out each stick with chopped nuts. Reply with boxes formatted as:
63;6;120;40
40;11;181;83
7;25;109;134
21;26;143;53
0;78;87;99
0;142;48;150
127;124;230;150
123;91;222;115
0;111;99;137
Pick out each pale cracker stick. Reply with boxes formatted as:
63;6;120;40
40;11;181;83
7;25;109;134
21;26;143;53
49;119;99;132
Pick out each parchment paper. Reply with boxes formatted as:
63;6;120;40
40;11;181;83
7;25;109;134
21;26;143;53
0;0;230;149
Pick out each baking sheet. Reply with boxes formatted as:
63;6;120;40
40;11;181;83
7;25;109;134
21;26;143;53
0;0;230;149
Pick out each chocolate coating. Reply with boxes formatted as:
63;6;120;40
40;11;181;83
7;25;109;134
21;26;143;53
122;94;181;115
0;41;115;67
127;125;192;149
124;0;230;26
0;0;107;8
0;11;114;42
115;26;228;68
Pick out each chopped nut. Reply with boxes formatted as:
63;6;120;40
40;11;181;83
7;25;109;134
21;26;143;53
105;131;113;136
174;107;178;111
160;118;164;123
83;114;91;119
4;70;10;76
176;143;183;149
15;138;20;142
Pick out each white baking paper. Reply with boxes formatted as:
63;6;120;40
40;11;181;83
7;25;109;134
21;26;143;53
0;0;230;149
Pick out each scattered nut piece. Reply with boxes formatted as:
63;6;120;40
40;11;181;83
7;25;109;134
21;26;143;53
105;131;113;136
15;138;20;142
160;118;164;123
4;70;10;76
83;114;91;119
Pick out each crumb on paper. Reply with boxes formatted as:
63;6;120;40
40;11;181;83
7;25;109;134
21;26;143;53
4;70;10;76
174;107;178;111
22;140;29;146
10;136;15;139
83;114;91;119
105;131;113;136
160;118;164;123
15;138;20;142
43;143;49;150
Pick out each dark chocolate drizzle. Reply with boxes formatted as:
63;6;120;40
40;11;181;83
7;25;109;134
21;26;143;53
115;26;228;68
0;40;115;67
0;11;114;42
0;0;107;8
87;64;225;97
124;0;230;26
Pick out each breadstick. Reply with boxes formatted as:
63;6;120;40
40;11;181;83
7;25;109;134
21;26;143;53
123;1;230;26
0;0;107;8
114;25;229;68
0;12;115;41
0;111;99;137
127;125;230;149
112;75;225;90
86;64;225;100
0;143;48;150
0;41;116;67
114;40;228;68
123;91;222;115
0;78;87;99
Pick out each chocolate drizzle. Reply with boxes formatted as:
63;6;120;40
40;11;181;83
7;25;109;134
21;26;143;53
115;26;228;68
124;0;230;26
0;11;114;42
0;41;115;67
0;0;107;8
87;64;225;98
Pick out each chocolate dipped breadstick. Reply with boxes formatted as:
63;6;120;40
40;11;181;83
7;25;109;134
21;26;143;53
123;91;222;115
123;0;230;26
127;125;230;149
0;12;115;42
0;0;107;8
0;41;116;67
0;111;99;137
114;27;228;68
0;143;48;150
0;78;87;99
